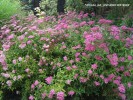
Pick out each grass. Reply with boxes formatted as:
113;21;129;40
0;0;22;20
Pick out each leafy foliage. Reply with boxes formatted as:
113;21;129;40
40;0;57;16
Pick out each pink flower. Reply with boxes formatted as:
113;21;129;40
61;45;66;49
52;66;56;69
8;34;14;40
48;89;55;98
104;78;109;84
57;63;61;67
68;91;75;96
93;32;103;40
94;81;100;86
17;75;22;79
84;33;95;42
90;26;100;32
100;75;104;79
18;57;22;61
121;25;127;30
83;13;88;18
75;58;80;62
37;19;44;24
72;65;77;69
80;21;87;27
116;76;122;81
80;77;87;83
83;31;88;38
12;70;16;73
63;23;68;29
6;80;12;87
29;26;37;31
4;28;11;34
88;21;95;25
39;69;43;73
19;43;26;49
98;19;112;24
63;56;68;61
24;32;28;35
118;84;126;93
127;28;133;31
25;68;30;73
88;70;93;75
99;43;109;53
107;53;118;66
57;92;64;100
118;93;126;100
91;64;98;70
43;44;49;49
42;92;47;99
110;26;120;40
119;57;125;62
124;71;130;76
29;95;34;100
82;52;87;56
113;80;120;85
27;40;32;44
95;55;102;60
66;66;71;71
128;55;132;60
0;52;5;63
66;80;71;85
75;52;80;57
85;43;96;51
34;80;39;86
108;74;115;81
119;66;124;71
12;59;17;64
128;82;132;88
31;84;35;89
2;44;10;51
74;74;78;79
69;60;74;64
45;76;53;84
72;45;81;49
1;73;10;78
18;35;25;41
91;12;95;16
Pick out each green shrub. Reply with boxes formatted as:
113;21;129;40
40;0;57;16
121;11;133;27
65;0;85;12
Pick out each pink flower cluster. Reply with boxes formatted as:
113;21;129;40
45;76;53;84
57;92;64;100
107;53;118;66
84;31;103;51
110;26;120;40
98;19;113;24
0;51;8;70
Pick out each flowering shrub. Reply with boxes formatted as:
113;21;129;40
0;11;133;100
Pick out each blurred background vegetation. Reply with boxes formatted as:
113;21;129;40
0;0;133;27
66;0;133;26
22;0;133;26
